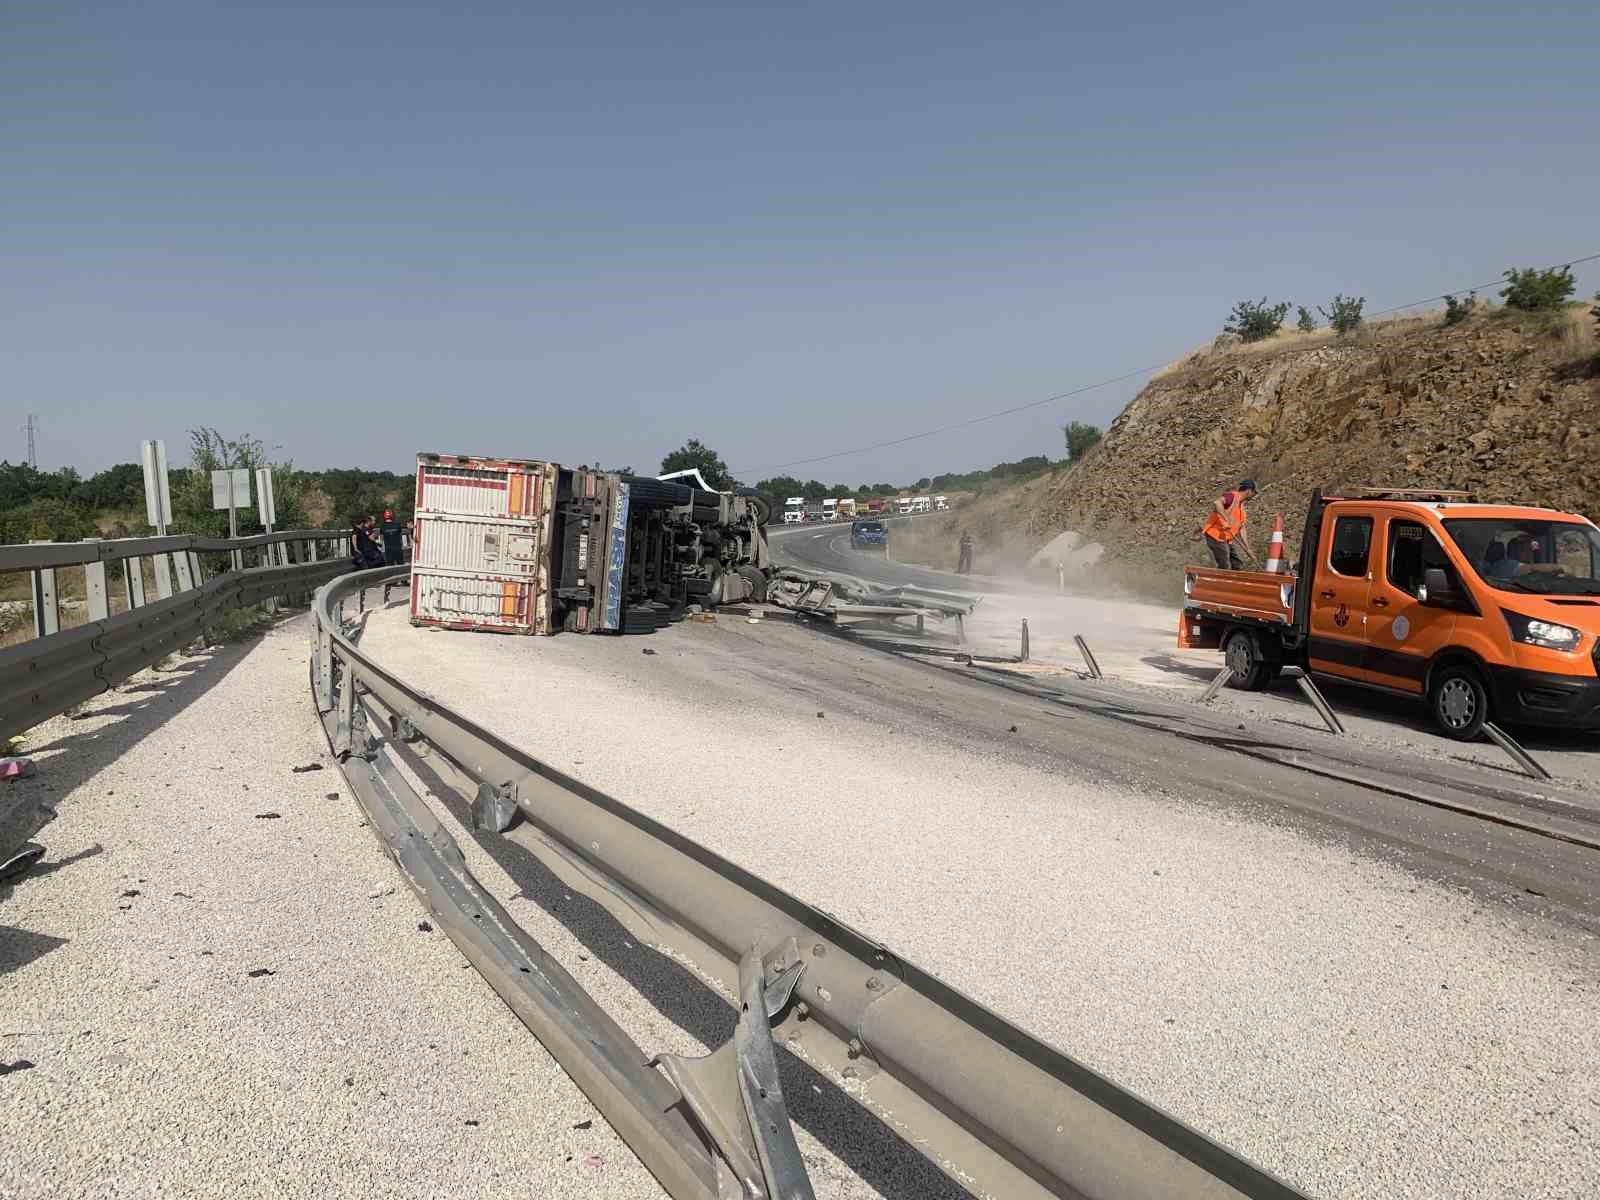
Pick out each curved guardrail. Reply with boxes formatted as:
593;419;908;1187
311;566;1310;1200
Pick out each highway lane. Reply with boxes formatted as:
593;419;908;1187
360;602;1600;1200
770;520;1600;790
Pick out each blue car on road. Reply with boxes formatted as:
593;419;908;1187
850;519;888;553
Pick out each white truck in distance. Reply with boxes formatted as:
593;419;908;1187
783;497;805;524
934;495;949;511
911;496;932;514
822;498;839;521
896;496;912;515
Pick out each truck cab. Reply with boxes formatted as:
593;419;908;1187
1182;488;1600;738
783;497;806;525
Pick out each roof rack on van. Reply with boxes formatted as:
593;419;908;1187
1344;487;1475;502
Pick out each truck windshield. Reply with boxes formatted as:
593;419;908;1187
856;522;884;532
1441;517;1600;595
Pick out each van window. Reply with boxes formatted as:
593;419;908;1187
1329;516;1373;577
1386;520;1451;597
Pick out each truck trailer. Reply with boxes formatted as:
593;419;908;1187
1181;487;1600;738
410;452;771;635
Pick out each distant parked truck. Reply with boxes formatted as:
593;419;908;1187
896;496;913;515
783;496;806;525
410;452;771;636
837;498;857;519
934;495;949;511
822;498;839;521
866;498;887;515
911;496;932;514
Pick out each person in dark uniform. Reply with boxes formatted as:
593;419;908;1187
957;530;975;574
351;516;384;568
380;508;407;565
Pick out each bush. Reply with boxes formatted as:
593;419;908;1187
1295;306;1316;333
1318;294;1366;335
1443;293;1477;325
1500;265;1575;311
1224;298;1290;342
1063;422;1102;463
0;499;94;544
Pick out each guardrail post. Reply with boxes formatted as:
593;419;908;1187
152;551;174;600
29;540;60;639
307;539;319;564
172;550;196;593
188;550;204;588
124;554;146;610
333;649;355;755
316;624;334;712
82;539;109;622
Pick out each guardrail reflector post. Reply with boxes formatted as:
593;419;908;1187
82;539;109;622
124;555;146;610
316;626;334;712
29;541;59;639
172;551;196;593
153;553;174;600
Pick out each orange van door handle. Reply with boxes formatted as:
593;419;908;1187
1371;597;1389;608
1318;590;1335;599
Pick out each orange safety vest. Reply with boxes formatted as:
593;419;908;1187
1202;494;1247;543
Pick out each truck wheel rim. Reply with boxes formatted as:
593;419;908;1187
1226;637;1252;676
1439;678;1476;728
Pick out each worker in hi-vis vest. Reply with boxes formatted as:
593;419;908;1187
1202;478;1257;570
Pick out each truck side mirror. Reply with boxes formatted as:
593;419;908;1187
1420;567;1455;607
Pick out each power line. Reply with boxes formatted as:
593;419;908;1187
734;249;1600;478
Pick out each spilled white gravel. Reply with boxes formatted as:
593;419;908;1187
0;617;668;1200
357;603;1600;1200
4;601;1597;1200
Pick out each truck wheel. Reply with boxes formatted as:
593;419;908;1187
737;565;769;604
1429;663;1489;740
1223;629;1269;691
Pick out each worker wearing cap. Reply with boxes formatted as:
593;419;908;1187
1202;479;1257;570
380;508;407;566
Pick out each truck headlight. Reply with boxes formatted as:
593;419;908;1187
1502;610;1582;652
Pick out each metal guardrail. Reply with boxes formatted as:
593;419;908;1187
312;566;1309;1200
0;528;353;877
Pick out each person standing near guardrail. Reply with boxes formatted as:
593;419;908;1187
1202;479;1257;570
380;509;407;565
957;530;975;574
351;517;385;569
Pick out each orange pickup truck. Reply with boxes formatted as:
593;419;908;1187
1180;488;1600;738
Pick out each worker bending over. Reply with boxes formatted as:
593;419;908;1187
1202;479;1257;570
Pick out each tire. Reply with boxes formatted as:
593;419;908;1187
1223;628;1270;691
737;565;769;604
1429;662;1490;740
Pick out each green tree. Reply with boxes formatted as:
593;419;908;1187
1063;422;1103;463
1224;298;1291;342
1443;292;1477;326
170;427;304;536
1318;294;1366;335
1295;306;1316;333
1500;265;1576;311
660;439;735;490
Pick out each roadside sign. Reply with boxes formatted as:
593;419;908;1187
140;439;172;533
256;467;277;527
210;468;252;511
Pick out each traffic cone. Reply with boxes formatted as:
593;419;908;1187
1264;514;1285;574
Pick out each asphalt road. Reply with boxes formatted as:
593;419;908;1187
769;522;1600;790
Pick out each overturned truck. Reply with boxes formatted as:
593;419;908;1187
409;452;771;634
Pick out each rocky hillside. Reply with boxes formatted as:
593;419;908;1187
1026;306;1598;593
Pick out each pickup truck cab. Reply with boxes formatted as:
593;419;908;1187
1181;488;1600;738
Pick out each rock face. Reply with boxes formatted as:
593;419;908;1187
1029;313;1599;592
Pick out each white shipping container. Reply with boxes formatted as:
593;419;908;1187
410;454;557;634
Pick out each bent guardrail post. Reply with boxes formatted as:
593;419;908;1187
310;566;1311;1200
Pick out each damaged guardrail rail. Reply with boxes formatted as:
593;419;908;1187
0;529;352;880
313;565;1311;1200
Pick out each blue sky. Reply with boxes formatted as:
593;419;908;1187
5;1;1598;482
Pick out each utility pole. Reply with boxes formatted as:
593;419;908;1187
24;414;38;468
